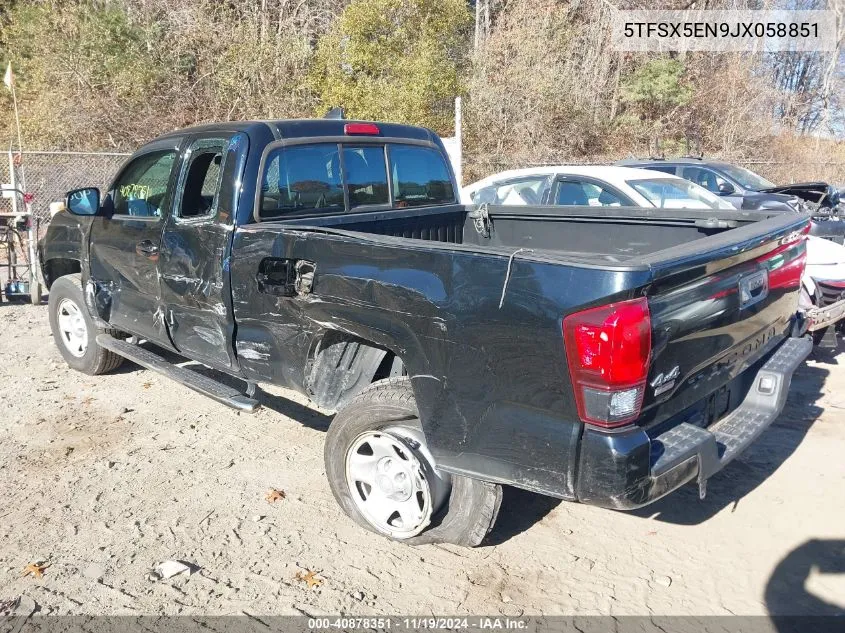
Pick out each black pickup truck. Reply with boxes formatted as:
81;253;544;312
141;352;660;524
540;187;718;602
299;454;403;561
39;119;812;546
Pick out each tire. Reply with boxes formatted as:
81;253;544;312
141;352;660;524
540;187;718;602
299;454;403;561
48;274;123;375
325;377;502;547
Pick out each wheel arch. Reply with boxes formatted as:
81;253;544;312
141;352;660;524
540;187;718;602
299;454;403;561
304;330;406;412
42;258;81;290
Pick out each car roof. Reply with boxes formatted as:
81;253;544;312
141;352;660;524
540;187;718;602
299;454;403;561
153;119;438;143
464;165;683;192
616;157;737;169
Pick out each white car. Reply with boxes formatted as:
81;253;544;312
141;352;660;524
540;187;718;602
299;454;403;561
462;165;737;211
803;235;845;346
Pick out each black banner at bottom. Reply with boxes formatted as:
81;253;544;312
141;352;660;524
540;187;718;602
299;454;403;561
1;616;843;633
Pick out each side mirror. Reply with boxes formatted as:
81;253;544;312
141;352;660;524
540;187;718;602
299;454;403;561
65;187;101;216
474;186;498;205
718;182;735;195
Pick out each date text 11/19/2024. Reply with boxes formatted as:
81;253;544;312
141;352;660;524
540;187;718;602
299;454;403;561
307;617;529;630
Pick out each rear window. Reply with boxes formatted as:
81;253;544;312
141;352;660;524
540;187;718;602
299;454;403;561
389;145;455;208
260;143;344;218
344;146;389;207
627;178;734;210
258;142;454;219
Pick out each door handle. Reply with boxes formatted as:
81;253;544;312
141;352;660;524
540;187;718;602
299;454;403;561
136;240;159;257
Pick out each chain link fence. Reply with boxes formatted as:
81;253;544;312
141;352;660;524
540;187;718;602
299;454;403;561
1;150;843;221
0;151;130;225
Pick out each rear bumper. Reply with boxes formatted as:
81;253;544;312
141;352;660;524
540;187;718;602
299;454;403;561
806;297;845;332
575;336;812;510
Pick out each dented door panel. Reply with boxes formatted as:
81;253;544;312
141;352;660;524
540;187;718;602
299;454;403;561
157;132;248;370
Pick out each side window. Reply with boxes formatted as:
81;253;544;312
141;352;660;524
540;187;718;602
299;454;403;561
176;138;227;219
681;167;726;194
112;150;177;217
492;177;547;205
389;145;455;207
643;165;678;175
555;179;629;207
343;146;389;207
260;143;344;218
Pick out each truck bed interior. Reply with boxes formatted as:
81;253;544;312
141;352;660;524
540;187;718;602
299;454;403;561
276;204;779;262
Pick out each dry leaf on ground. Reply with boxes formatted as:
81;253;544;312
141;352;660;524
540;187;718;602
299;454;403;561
265;488;286;504
295;570;323;589
22;562;49;579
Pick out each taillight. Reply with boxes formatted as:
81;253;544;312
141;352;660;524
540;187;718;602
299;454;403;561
344;122;380;135
563;297;651;428
758;229;808;291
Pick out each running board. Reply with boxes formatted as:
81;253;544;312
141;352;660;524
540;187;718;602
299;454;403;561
96;334;261;413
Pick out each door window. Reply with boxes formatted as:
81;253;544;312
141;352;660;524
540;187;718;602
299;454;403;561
176;139;227;219
642;165;678;175
112;150;177;217
681;167;730;194
487;177;548;205
555;179;630;207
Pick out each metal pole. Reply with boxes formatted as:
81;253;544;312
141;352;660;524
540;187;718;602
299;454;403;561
7;149;18;215
27;199;38;299
454;97;463;188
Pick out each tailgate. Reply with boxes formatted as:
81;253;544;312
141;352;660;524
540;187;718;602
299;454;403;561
638;214;809;428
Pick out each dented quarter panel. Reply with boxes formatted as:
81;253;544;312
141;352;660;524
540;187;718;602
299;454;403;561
231;223;653;498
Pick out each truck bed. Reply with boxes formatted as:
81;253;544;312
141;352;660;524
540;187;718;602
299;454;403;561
275;202;791;265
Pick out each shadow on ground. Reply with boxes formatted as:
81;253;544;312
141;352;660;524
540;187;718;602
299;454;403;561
483;486;562;546
765;539;845;617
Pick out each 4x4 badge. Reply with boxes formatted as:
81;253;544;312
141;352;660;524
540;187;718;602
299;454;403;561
651;366;680;396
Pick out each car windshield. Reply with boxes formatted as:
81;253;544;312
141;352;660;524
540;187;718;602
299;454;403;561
716;164;775;190
627;178;736;210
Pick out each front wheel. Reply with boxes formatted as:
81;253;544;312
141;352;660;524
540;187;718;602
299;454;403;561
325;377;502;546
48;274;123;375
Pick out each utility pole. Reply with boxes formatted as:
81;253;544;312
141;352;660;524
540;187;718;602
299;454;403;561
474;0;490;53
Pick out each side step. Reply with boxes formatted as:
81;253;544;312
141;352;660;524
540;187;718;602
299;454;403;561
96;334;261;413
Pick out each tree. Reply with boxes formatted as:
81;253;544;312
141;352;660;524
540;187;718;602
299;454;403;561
309;0;472;134
620;58;693;121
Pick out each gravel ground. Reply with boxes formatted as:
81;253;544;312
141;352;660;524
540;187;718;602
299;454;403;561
1;302;843;616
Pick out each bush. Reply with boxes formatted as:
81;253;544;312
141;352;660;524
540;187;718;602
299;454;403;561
309;0;471;133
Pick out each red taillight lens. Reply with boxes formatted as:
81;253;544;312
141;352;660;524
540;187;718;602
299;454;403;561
563;297;651;428
344;122;380;135
758;232;807;291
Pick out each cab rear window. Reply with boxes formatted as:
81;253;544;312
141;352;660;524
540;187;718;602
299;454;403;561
259;142;454;219
389;145;454;208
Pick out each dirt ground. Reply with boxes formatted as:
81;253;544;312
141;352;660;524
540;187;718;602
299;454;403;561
1;302;844;617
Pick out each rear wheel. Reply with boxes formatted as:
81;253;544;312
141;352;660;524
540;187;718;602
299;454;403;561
48;274;123;375
325;377;502;546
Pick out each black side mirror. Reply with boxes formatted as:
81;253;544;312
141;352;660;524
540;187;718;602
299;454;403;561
718;182;735;195
65;187;101;216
